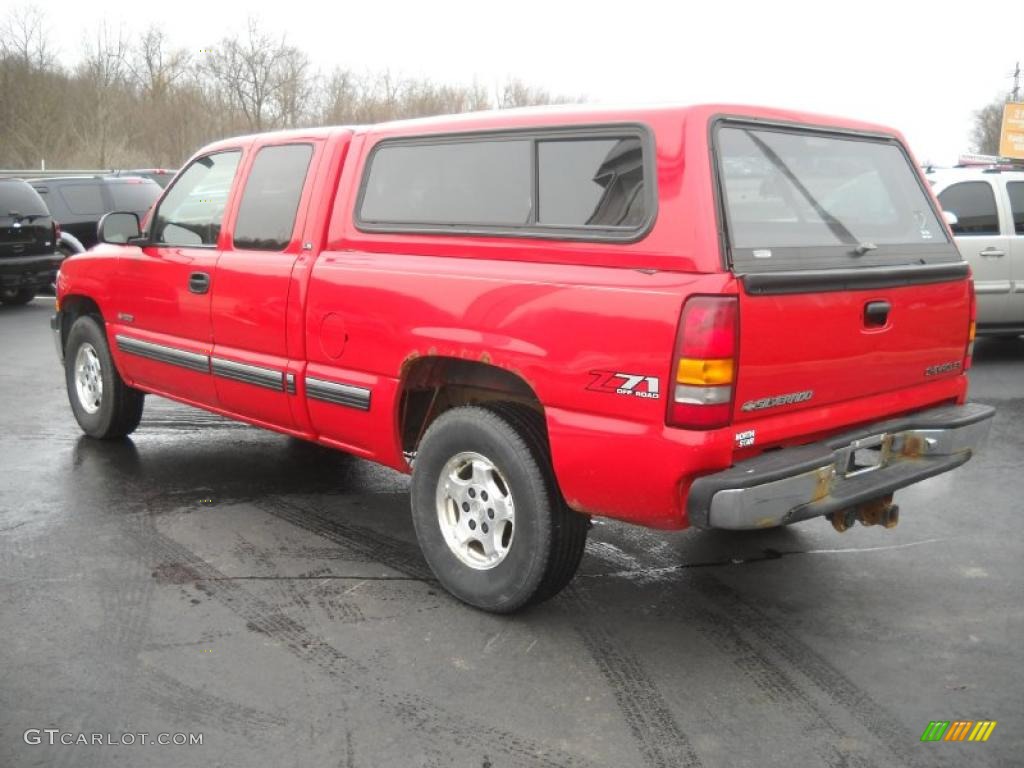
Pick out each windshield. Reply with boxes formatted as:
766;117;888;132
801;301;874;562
717;127;946;252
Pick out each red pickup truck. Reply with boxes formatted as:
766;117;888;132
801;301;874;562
53;104;994;612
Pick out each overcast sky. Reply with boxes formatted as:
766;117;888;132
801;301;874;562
23;0;1022;163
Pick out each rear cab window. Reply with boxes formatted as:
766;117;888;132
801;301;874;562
355;126;655;242
714;121;958;272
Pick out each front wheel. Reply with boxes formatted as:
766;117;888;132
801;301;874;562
64;315;145;439
410;405;589;613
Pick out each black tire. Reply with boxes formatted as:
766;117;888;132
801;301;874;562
64;315;144;439
0;286;36;305
410;405;589;613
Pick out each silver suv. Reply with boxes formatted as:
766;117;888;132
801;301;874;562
927;166;1024;335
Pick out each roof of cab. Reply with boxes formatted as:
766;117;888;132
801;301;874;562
194;103;906;156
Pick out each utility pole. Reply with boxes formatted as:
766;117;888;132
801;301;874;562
1012;61;1021;103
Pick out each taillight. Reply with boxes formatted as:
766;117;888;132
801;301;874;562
667;295;738;429
964;281;977;371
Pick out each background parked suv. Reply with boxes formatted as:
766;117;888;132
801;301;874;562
928;166;1024;335
0;179;62;305
111;168;176;188
28;176;162;250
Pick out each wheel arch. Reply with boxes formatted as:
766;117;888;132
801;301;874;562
397;356;546;456
59;294;104;355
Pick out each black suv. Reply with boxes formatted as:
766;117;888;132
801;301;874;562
0;179;62;306
28;176;162;250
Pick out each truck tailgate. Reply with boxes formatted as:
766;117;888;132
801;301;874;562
733;276;971;426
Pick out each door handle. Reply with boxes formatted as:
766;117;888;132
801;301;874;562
864;300;891;327
979;247;1005;258
188;271;210;294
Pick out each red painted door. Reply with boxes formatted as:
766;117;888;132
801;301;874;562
210;141;321;430
112;150;243;405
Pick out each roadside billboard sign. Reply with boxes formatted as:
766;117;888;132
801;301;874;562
999;103;1024;160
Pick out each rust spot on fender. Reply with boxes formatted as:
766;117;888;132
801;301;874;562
399;350;420;375
479;351;492;364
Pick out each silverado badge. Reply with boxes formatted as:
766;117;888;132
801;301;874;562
741;390;814;412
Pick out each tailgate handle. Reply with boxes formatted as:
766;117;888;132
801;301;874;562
864;300;891;327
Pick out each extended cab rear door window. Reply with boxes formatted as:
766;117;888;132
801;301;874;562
356;126;655;241
233;144;314;251
152;151;241;247
715;122;957;272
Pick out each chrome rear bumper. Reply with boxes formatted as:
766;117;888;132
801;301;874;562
687;403;995;530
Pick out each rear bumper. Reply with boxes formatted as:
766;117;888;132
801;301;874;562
0;253;63;287
687;403;995;529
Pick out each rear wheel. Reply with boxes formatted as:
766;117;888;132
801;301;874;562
64;315;144;439
0;286;36;305
410;405;589;613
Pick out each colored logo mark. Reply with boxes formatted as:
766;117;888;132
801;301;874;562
920;720;997;742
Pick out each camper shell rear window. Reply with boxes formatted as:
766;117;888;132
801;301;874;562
713;120;960;272
355;125;656;242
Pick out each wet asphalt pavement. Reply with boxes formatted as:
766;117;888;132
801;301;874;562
1;299;1021;768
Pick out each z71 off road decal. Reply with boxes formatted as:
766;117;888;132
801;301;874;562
587;371;661;400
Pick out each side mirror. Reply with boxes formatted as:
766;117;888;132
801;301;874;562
942;210;959;228
97;211;141;245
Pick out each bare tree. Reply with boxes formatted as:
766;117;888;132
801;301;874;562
319;68;361;125
0;3;51;69
0;5;579;168
273;47;315;128
971;99;1005;155
203;19;312;132
498;78;579;109
130;27;190;101
75;24;131;166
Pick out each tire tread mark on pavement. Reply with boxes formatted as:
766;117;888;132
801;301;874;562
600;526;967;768
255;497;434;581
690;575;969;768
234;534;334;629
258;496;704;768
141;668;289;735
133;521;597;768
685;598;876;768
568;585;704;768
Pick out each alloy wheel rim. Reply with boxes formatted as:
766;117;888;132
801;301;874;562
435;451;515;570
74;343;103;414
